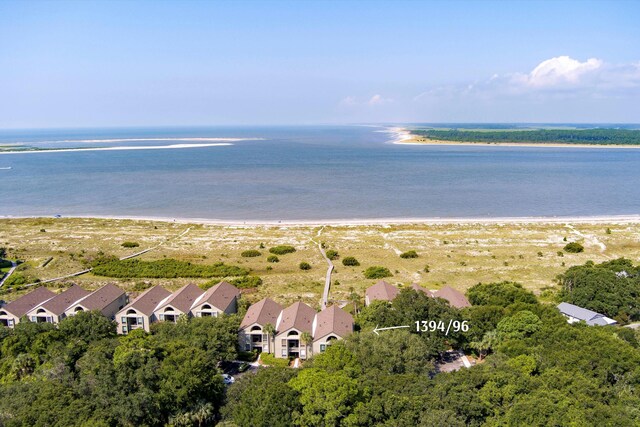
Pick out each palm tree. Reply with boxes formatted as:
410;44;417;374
469;330;498;360
300;331;313;359
263;323;275;354
348;286;361;314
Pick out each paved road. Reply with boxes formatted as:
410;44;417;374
0;260;17;287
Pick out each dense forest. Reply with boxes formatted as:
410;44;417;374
1;259;640;426
411;128;640;145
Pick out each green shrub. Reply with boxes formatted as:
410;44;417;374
267;255;280;263
0;259;12;269
364;266;392;279
325;250;339;260
342;257;360;266
400;250;418;259
121;241;140;248
564;242;584;253
237;351;259;362
241;250;262;258
92;258;249;278
299;262;311;270
269;245;296;255
3;273;38;288
260;353;290;368
230;276;263;289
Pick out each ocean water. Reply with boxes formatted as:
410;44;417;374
1;125;639;220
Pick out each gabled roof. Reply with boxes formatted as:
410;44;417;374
192;281;240;312
365;280;399;302
240;298;283;329
557;302;617;326
313;305;354;340
121;285;171;316
2;287;56;317
410;283;434;297
433;286;471;308
155;283;204;314
276;302;316;334
39;285;91;315
72;283;125;311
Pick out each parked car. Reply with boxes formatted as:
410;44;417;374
222;374;235;385
238;362;250;373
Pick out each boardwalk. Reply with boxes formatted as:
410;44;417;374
312;227;334;310
0;261;17;288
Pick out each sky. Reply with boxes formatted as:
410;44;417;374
0;0;639;128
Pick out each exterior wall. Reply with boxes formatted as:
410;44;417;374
116;308;153;334
312;334;342;355
224;297;238;315
274;328;309;359
193;297;237;318
192;304;223;318
238;323;271;353
154;306;187;323
100;294;128;319
0;312;19;328
25;307;61;324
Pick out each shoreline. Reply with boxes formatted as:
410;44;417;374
387;127;640;149
2;214;639;227
0;142;234;155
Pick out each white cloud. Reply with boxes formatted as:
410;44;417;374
339;96;358;106
514;56;602;88
339;94;392;108
415;56;640;103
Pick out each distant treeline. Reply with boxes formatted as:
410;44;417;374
92;258;249;278
411;128;640;145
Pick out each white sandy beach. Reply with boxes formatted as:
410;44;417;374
3;214;640;227
0;142;233;155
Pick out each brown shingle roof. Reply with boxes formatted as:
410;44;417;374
365;280;399;303
73;283;125;311
193;281;240;312
313;305;353;340
121;285;171;316
434;286;471;308
277;302;316;334
3;287;55;317
240;298;283;329
155;283;204;314
410;283;434;297
40;285;91;315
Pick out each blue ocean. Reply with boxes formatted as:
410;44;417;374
1;125;639;220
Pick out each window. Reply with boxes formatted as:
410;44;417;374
137;317;143;325
159;314;164;321
121;317;126;323
245;344;251;351
122;326;127;333
320;344;326;352
281;339;287;347
281;349;287;357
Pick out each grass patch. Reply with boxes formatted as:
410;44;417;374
92;258;249;278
